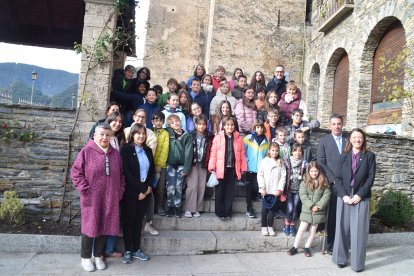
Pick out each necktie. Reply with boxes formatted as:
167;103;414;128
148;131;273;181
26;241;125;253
336;137;342;154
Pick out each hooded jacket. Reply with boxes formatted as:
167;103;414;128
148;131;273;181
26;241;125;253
162;105;187;130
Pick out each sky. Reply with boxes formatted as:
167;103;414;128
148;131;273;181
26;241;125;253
0;1;150;74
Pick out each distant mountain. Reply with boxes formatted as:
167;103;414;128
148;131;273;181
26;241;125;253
49;83;78;108
0;63;78;96
3;81;51;105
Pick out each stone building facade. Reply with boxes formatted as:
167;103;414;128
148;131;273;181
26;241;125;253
144;0;306;87
1;0;414;222
303;0;414;135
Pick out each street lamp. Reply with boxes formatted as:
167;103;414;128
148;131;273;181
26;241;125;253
30;71;37;105
71;85;76;108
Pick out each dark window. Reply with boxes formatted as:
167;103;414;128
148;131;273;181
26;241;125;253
332;53;349;118
371;21;406;111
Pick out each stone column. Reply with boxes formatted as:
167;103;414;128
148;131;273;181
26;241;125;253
75;0;119;145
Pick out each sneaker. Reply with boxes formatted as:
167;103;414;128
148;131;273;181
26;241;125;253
283;225;290;236
287;247;298;256
304;247;312;257
184;211;192;218
132;250;149;261
166;207;173;217
122;251;132;264
94;257;106;270
144;222;160;236
81;258;95;272
289;226;297;236
193;212;201;217
261;227;269;236
267;227;276;236
217;216;225;220
174;207;181;218
246;209;256;218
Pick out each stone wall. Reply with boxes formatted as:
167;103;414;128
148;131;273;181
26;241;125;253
0;104;77;221
208;0;306;85
144;0;306;87
303;0;414;134
143;0;210;86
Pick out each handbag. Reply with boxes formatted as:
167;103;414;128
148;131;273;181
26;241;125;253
207;171;219;187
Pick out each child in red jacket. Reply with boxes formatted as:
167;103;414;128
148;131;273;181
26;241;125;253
208;117;247;220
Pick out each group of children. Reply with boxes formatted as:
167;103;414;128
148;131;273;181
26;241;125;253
99;64;331;260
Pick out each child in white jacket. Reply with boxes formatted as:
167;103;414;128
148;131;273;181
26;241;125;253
257;142;287;236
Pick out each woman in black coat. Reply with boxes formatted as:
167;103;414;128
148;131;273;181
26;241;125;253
120;123;155;264
332;128;376;272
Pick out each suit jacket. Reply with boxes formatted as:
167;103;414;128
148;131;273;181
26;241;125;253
121;144;155;200
317;133;346;184
335;151;376;200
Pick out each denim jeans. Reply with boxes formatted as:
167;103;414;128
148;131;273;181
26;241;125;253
166;165;184;208
104;235;118;254
285;191;301;224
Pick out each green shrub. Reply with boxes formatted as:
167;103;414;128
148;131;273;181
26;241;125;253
376;190;414;227
369;192;378;216
0;191;25;225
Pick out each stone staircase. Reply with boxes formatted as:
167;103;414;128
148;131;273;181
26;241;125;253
138;197;324;256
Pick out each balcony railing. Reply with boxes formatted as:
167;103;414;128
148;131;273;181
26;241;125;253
318;0;354;33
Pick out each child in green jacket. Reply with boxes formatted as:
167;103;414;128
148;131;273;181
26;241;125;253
165;114;193;218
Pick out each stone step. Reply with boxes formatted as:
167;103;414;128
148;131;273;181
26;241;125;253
202;197;262;213
152;213;286;231
2;232;412;256
141;230;325;256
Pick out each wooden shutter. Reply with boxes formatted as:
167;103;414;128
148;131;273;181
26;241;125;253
332;53;349;117
371;21;406;110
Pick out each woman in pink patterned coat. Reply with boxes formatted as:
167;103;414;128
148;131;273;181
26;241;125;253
71;123;125;272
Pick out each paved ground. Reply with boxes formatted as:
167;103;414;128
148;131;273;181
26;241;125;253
1;245;414;275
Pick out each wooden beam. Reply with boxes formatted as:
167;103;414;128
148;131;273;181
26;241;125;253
41;0;53;35
367;108;402;125
1;0;19;33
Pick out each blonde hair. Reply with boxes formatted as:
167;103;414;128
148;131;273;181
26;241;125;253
287;81;298;91
167;114;181;126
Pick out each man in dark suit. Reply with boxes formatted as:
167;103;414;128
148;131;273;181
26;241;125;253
317;114;346;254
